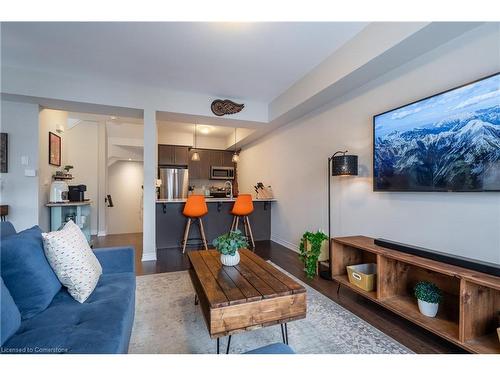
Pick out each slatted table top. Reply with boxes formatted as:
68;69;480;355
188;249;306;309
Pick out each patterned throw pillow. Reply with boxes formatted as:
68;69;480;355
42;220;102;303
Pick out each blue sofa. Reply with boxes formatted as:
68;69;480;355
0;222;136;354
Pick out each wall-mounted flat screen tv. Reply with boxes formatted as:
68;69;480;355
373;72;500;192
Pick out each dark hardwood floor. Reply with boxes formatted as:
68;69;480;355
92;233;466;354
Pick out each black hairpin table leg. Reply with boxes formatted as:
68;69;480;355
226;335;232;354
281;323;289;345
217;337;220;354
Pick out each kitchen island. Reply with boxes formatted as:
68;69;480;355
156;198;275;249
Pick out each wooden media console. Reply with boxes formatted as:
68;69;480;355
331;236;500;354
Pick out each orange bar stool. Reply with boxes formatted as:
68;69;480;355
230;194;255;249
182;195;209;253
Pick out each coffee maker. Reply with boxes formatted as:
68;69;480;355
68;185;87;202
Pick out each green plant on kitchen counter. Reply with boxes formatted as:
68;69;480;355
63;165;74;173
299;230;328;279
212;229;248;256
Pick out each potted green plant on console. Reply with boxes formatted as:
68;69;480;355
299;230;328;279
213;229;248;266
414;281;443;318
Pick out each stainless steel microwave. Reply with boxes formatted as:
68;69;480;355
210;166;235;180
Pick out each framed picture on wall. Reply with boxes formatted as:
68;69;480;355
0;133;8;173
49;132;61;166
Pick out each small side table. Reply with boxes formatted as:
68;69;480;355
46;201;92;243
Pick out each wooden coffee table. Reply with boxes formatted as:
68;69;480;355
187;248;307;353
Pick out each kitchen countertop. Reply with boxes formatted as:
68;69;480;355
46;200;93;207
156;197;276;203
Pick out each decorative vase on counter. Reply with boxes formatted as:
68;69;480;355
220;250;240;267
213;229;248;268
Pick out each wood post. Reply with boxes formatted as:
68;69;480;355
182;218;191;253
245;216;255;250
199;218;208;250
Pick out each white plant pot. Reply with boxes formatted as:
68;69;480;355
220;250;240;266
417;299;439;318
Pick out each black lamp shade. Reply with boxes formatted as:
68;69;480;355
332;155;358;176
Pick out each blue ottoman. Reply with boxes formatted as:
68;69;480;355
244;343;295;354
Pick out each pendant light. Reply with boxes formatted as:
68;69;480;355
191;123;200;161
231;128;239;163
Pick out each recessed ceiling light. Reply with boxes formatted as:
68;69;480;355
128;158;132;161
198;126;211;134
110;116;117;120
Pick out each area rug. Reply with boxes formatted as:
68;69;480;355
128;263;412;354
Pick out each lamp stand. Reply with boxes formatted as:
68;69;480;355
320;151;349;280
320;155;334;280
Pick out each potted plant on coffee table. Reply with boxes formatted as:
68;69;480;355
414;281;443;318
213;229;248;266
299;230;328;279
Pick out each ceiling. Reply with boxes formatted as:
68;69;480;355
1;22;367;102
68;112;252;145
157;121;237;137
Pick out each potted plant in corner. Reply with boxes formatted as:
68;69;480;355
414;281;442;318
299;230;328;279
213;229;248;267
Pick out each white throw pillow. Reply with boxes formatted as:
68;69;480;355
42;220;102;303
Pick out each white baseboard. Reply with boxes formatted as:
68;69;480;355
91;230;98;236
270;235;299;253
97;230;107;237
141;251;157;262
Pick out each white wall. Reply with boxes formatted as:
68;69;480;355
107;160;143;234
0;100;40;231
157;123;230;150
38;111;102;233
38;109;68;231
2;65;269;124
157;127;193;146
64;120;99;234
97;121;107;236
238;23;500;264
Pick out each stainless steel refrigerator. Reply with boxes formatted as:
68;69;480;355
159;167;189;199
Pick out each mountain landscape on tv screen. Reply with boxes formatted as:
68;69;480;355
374;74;500;191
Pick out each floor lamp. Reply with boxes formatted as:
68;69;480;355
320;151;358;280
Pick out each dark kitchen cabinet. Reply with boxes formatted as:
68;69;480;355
189;149;210;179
187;149;235;180
188;149;200;179
199;150;210;179
174;146;189;166
209;150;224;167
223;151;235;167
158;145;175;165
208;150;234;167
159;145;189;166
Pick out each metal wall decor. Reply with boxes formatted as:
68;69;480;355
211;99;244;116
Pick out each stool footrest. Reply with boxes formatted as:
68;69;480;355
181;237;207;249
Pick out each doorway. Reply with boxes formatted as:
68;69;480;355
106;160;144;234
